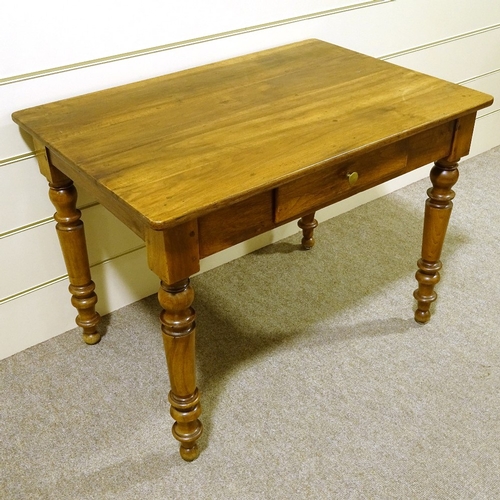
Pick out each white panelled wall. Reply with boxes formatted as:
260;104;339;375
1;0;499;359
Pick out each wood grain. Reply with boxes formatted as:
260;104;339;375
12;39;494;462
13;40;493;230
275;121;455;223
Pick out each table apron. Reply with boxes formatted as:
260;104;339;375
275;120;456;224
198;118;465;258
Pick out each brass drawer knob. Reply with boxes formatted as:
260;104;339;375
347;171;359;186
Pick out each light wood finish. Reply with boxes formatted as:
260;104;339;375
12;40;493;460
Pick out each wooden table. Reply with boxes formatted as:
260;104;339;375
13;40;493;461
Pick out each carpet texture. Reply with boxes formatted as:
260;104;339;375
2;146;499;499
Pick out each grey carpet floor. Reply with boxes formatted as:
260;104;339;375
2;146;499;499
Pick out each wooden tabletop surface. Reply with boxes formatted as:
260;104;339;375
13;39;493;229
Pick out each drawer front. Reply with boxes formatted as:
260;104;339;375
274;121;455;223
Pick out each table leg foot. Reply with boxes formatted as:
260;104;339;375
49;178;101;343
170;390;202;461
414;159;459;323
70;281;101;344
413;260;441;323
179;444;200;462
298;213;318;250
159;279;203;461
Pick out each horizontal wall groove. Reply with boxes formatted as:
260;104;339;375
460;67;500;85
476;107;500;119
0;152;35;168
381;22;500;61
0;0;392;86
0;201;99;240
0;274;69;306
0;243;146;306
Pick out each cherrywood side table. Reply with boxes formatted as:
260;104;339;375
13;40;493;461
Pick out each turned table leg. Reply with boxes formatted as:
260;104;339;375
49;178;101;344
414;159;459;323
298;212;318;250
158;279;203;461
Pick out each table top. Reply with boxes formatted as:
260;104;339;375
13;39;493;229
